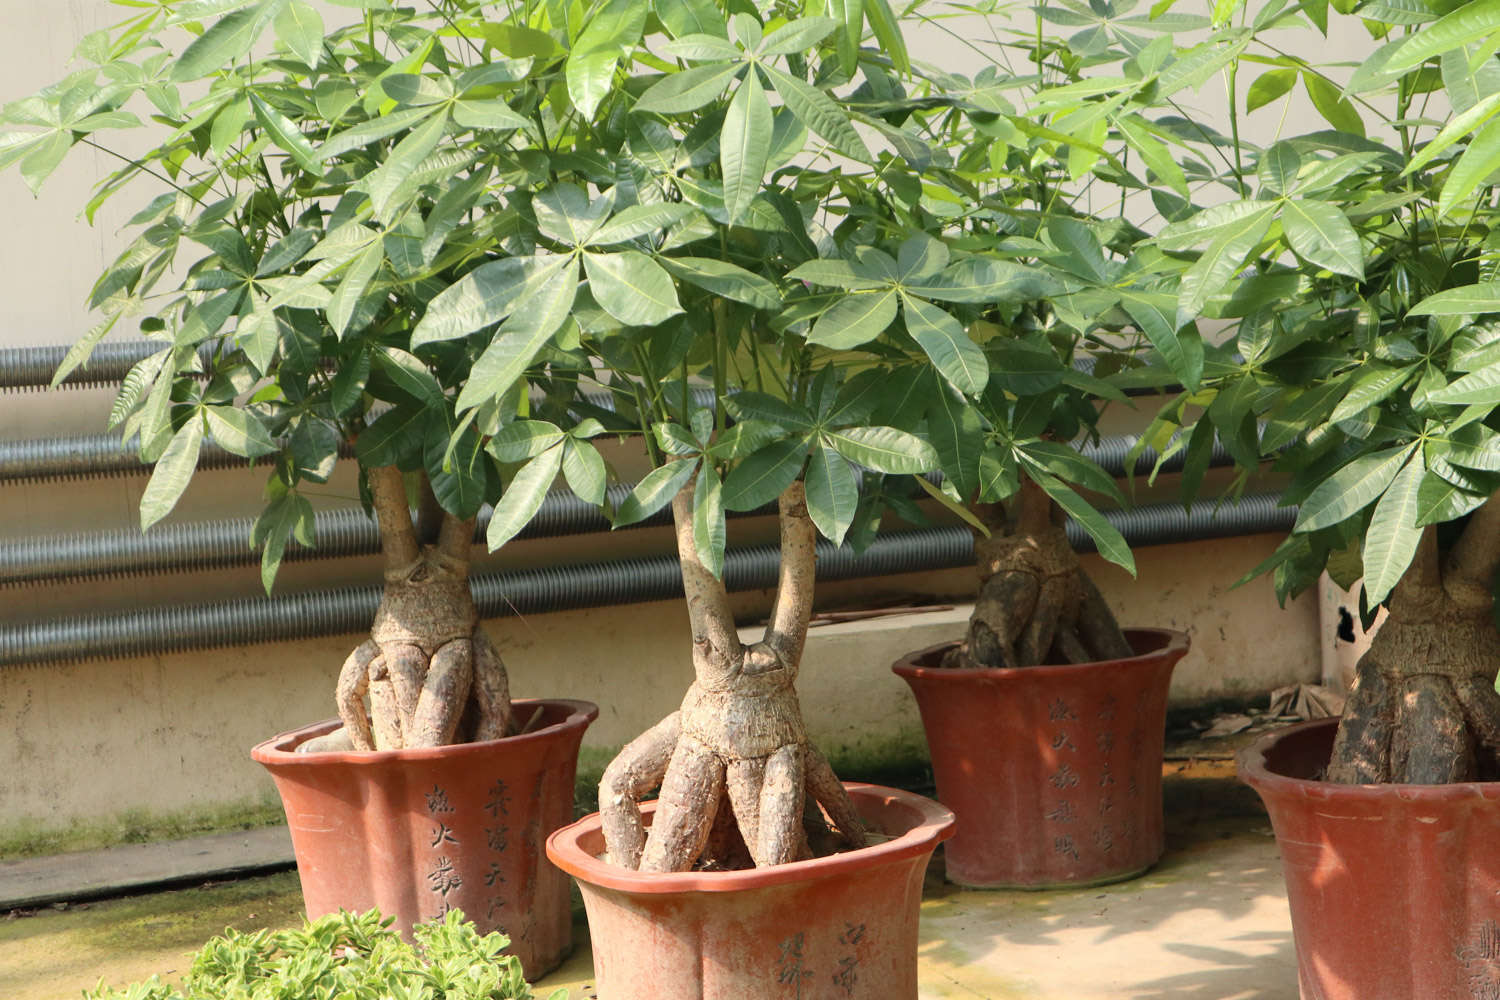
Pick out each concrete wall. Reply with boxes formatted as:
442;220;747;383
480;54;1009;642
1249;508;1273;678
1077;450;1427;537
0;2;1326;845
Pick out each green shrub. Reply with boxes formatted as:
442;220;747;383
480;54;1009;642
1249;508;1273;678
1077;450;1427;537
84;908;565;1000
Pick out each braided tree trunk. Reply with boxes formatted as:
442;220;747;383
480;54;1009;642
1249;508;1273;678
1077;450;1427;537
1327;495;1500;784
299;465;512;752
944;476;1133;670
599;479;866;872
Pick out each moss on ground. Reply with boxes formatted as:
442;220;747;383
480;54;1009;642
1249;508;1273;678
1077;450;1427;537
0;799;286;862
0;872;306;1000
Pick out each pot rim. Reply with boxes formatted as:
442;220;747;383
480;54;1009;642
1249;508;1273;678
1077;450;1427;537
1237;716;1500;803
249;697;599;766
891;627;1190;681
546;783;955;894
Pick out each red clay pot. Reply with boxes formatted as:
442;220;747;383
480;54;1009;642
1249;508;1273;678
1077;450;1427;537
1240;717;1500;1000
251;698;597;980
545;783;954;1000
892;628;1188;888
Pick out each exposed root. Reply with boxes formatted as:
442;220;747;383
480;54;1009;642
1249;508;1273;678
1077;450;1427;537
598;481;866;872
1326;518;1500;785
944;477;1132;670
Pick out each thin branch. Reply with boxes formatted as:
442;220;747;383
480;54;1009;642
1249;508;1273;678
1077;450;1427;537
436;513;476;567
367;465;420;573
671;479;742;681
764;481;816;671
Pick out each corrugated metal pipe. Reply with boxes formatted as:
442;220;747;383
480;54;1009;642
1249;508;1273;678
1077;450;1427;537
0;426;1231;485
0;342;209;392
0;493;1293;666
0;428;1241;584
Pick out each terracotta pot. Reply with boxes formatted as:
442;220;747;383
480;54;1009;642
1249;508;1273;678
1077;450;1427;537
1239;717;1500;1000
892;628;1188;888
545;783;954;1000
251;698;597;980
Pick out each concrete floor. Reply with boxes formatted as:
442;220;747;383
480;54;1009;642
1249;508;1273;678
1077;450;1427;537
0;758;1299;1000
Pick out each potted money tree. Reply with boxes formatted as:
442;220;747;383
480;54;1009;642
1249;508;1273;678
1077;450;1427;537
1145;1;1500;995
0;0;601;977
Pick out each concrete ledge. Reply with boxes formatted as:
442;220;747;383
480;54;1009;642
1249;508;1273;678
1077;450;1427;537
0;827;294;911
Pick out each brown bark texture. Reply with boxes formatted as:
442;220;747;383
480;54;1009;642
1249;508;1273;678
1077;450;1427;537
298;466;512;752
1327;498;1500;784
944;476;1133;670
599;478;866;872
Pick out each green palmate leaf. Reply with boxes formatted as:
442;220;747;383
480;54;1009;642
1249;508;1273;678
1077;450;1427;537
826;426;938;474
1158;200;1274;251
864;0;909;71
565;0;648;119
1439;116;1500;218
655;421;702;455
1295;443;1417;532
760;64;871;163
253;491;315;594
172;7;266;81
1384;0;1500;74
413;255;568;345
896;234;949;283
583;251;682;326
328;241;383;337
50;312;121;389
488;445;563;549
614;458;699;527
1259;143;1302;195
915;258;1056;304
721;73;774;226
725;391;816;431
591;203;696;245
1416;469;1489;525
1404;91;1500;177
487;420;565;463
1409;283;1500;317
273;0;323;68
759;16;838;55
633;62;742;114
1282;199;1364;278
1033;470;1136;575
808;289;898;348
1119;289;1204;390
374;347;444;406
1361;455;1424;604
1021;441;1124;504
1329;364;1410;423
1302;71;1363;136
427;420;489;520
249;95;323;177
659;257;780;309
1115;114;1190;197
140;415;205;531
693;463;727;577
1247;67;1298;112
721;436;809;511
1445;424;1500;471
902;294;987;394
456;258;579;413
805;442;858;545
356;404;428;468
561;438;607;506
204;405;277;458
787;258;885;290
362;110;448;221
1175;206;1276;327
1429;366;1500;404
925;384;983;497
319;106;438;159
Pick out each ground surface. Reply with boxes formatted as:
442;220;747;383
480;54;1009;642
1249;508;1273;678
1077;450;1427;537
0;742;1298;1000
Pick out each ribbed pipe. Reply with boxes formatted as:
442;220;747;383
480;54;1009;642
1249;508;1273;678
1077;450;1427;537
0;343;211;392
0;438;1249;585
0;494;1293;666
0;426;1230;484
